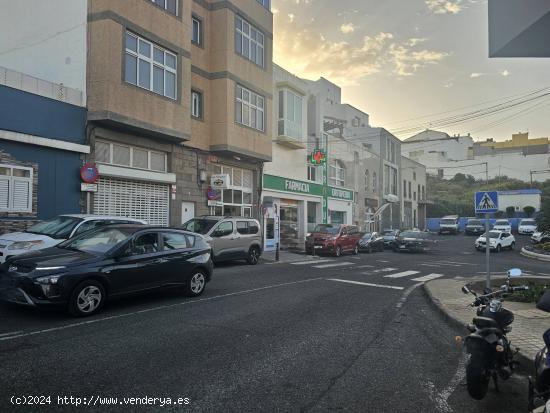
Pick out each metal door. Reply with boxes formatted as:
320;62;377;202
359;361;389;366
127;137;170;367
181;202;195;225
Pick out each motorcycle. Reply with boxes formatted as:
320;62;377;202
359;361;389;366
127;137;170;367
458;268;529;400
528;328;550;412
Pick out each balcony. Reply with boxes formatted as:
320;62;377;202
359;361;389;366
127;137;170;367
275;119;306;149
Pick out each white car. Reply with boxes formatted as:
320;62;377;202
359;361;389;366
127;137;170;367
518;219;538;235
475;230;515;253
493;219;512;233
0;215;147;263
532;231;550;244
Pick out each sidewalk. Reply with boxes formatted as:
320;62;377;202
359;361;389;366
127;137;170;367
261;250;324;264
425;278;549;366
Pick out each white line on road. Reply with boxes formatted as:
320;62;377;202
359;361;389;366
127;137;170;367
361;268;398;275
328;279;404;290
377;260;390;263
396;283;424;309
420;264;442;268
290;259;333;265
423;355;466;413
435;261;475;266
384;270;420;279
0;331;23;338
0;277;326;343
313;262;355;269
412;274;444;282
355;264;375;269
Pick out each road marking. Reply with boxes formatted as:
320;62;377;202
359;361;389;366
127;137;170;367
0;277;326;343
423;355;466;413
396;283;424;309
362;268;398;275
412;273;444;282
0;331;23;338
420;264;442;268
313;262;355;269
355;264;375;269
384;270;420;279
435;260;475;266
377;260;390;263
328;279;404;290
290;259;333;265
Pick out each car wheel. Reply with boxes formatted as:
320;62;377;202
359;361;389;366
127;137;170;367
68;280;106;317
353;244;359;255
496;244;502;253
246;246;260;265
335;245;342;257
185;270;207;297
510;242;515;250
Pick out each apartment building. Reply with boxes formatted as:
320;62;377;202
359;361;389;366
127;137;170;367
401;156;427;230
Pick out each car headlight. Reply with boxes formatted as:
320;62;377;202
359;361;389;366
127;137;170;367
36;275;62;285
8;240;44;250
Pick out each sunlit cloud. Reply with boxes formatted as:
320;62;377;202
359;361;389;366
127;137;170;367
288;13;295;23
340;23;356;34
470;72;484;78
426;0;463;14
501;69;510;77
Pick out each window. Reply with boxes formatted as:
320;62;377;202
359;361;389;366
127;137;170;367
278;89;303;140
162;232;188;250
237;221;249;235
408;182;411;199
413;171;417;181
365;170;370;192
96;140;167;173
73;220;104;236
308;165;320;183
403;180;407;198
235;16;264;67
132;233;160;255
192;16;202;46
236;85;264;132
372;172;377;192
0;164;32;212
256;0;270;9
151;0;177;16
249;222;259;234
125;31;177;99
191;90;203;119
329;159;346;187
214;221;233;237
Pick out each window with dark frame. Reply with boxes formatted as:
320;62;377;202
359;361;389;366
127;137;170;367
192;15;202;46
151;0;178;16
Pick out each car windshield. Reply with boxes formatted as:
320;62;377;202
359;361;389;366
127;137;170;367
521;220;536;225
362;233;372;240
313;224;341;234
495;220;509;225
440;219;456;224
468;220;482;225
383;230;397;236
58;227;134;254
400;231;425;239
25;216;83;239
482;231;500;239
181;218;218;235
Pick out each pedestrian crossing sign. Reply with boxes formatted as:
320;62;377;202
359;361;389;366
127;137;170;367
475;191;499;213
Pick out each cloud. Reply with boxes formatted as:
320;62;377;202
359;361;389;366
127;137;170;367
340;23;356;34
426;0;463;14
501;69;510;77
274;25;448;85
470;72;483;78
288;13;295;23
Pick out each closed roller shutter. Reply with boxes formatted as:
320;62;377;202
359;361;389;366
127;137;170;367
94;177;169;226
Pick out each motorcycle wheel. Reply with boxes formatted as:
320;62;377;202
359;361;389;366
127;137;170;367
466;355;490;400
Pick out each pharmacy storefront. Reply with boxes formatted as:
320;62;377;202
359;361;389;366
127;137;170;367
328;187;354;225
262;175;323;251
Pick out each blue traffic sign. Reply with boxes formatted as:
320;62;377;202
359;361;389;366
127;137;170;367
475;191;499;213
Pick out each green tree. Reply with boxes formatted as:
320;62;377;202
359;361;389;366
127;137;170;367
537;195;550;232
506;206;516;218
523;206;535;217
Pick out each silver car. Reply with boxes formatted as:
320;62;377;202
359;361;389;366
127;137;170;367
182;216;262;265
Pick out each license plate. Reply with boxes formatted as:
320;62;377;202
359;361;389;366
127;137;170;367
314;246;323;249
400;245;406;249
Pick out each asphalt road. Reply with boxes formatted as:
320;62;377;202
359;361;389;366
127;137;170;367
0;232;546;412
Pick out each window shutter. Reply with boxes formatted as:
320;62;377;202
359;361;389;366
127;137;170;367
0;178;9;209
12;179;30;211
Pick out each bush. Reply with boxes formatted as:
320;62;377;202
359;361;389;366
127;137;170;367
524;206;536;217
541;243;550;251
507;281;549;303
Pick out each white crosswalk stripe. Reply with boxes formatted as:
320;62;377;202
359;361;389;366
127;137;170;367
290;259;333;265
313;262;355;269
384;270;420;279
411;273;444;282
362;268;398;275
328;279;404;290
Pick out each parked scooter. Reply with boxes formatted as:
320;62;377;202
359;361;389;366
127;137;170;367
458;268;529;400
528;328;550;412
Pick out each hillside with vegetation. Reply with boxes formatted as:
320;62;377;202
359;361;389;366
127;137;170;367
427;174;550;227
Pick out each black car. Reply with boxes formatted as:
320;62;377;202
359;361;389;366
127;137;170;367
465;219;485;235
393;231;434;253
0;225;213;317
359;232;384;253
382;229;399;249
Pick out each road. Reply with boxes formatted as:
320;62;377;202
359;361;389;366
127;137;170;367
0;233;546;412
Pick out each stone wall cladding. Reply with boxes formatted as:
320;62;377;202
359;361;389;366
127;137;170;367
0;149;39;234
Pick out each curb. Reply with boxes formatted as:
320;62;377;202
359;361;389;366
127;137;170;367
521;247;550;262
423;282;534;374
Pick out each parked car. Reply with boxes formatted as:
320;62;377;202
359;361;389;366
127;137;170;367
393;230;434;253
182;216;262;265
493;219;512;233
0;225;212;316
358;232;384;253
518;219;538;235
532;231;550;244
465;218;485;236
382;229;399;248
0;215;147;264
439;215;460;235
305;224;362;256
475;230;515;252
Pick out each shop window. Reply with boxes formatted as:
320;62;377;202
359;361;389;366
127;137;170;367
96;140;167;173
0;164;33;212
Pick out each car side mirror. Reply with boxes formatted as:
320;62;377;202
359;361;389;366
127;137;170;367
508;268;522;278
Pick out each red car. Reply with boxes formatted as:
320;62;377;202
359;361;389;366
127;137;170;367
305;224;362;256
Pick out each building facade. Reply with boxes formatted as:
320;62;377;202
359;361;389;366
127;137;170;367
401;156;427;230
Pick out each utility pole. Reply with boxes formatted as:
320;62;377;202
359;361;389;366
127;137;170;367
485;162;489;185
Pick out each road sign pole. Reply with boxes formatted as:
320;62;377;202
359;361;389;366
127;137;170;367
485;212;490;290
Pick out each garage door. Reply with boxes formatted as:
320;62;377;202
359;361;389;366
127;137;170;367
94;177;169;226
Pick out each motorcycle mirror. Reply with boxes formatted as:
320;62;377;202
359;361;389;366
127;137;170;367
508;268;522;278
462;286;470;295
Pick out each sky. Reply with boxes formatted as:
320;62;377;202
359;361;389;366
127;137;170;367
271;0;550;142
